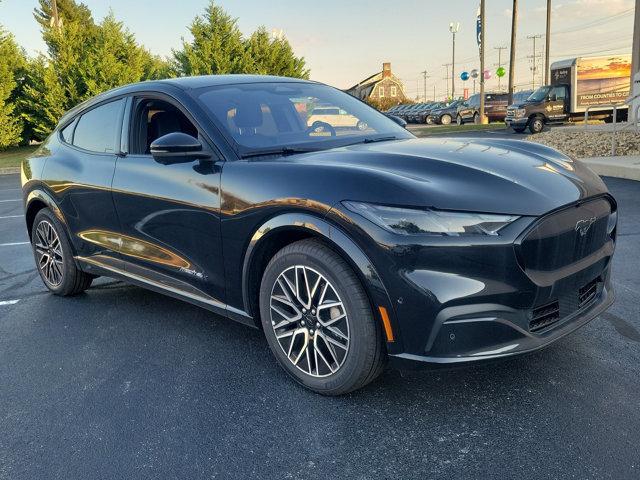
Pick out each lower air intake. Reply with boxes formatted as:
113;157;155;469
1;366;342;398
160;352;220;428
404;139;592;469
530;300;560;332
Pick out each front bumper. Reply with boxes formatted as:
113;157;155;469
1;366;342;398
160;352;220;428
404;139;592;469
505;116;528;127
330;196;617;367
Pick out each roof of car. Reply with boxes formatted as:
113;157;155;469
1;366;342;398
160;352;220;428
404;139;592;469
160;74;315;90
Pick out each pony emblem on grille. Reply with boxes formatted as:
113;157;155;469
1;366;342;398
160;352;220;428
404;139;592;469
575;216;596;236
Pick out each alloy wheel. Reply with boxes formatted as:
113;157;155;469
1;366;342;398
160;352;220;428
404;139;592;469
269;265;350;377
34;220;64;287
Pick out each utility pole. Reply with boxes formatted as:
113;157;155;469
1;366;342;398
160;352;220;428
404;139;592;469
508;0;518;104
527;34;543;89
433;84;436;101
421;70;429;102
479;0;486;123
494;46;507;90
449;22;460;100
544;0;552;85
442;63;451;99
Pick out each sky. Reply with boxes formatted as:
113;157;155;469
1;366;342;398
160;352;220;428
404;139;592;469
0;0;635;99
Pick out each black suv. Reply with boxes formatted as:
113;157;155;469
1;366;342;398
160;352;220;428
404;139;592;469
22;75;616;394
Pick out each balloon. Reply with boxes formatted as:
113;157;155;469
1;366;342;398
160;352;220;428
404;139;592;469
460;71;469;81
470;69;479;79
483;69;492;80
496;66;506;78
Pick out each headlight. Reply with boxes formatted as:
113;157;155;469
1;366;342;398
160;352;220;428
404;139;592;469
343;202;519;236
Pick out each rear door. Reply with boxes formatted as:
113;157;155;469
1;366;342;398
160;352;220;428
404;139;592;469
110;93;226;305
42;98;126;263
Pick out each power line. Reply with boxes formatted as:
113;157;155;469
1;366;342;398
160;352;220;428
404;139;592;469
527;34;543;89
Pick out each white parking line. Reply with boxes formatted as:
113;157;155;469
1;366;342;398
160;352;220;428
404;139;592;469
0;242;29;247
0;300;20;306
0;199;21;203
0;215;24;219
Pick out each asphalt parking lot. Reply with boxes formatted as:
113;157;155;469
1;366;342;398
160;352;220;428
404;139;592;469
1;167;640;479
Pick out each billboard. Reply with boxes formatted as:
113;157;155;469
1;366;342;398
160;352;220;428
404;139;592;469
576;55;631;107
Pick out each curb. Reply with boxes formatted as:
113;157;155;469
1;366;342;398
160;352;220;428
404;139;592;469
0;167;20;175
581;156;640;182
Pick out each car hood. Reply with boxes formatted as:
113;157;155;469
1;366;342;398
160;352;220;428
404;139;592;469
290;137;609;216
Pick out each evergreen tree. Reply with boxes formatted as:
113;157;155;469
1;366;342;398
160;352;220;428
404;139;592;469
173;2;249;76
19;56;67;142
0;27;27;149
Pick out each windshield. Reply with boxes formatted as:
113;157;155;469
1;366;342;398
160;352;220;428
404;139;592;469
195;82;413;156
527;86;551;102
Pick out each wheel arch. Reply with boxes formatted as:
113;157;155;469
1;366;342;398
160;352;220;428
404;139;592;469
24;189;66;241
241;212;400;349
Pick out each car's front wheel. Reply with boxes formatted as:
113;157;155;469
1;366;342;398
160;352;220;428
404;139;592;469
31;208;94;296
456;115;463;126
259;239;385;395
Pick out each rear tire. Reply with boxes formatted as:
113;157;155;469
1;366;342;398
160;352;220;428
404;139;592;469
456;115;463;126
441;114;452;125
259;239;385;395
426;116;434;125
31;208;93;296
473;112;480;124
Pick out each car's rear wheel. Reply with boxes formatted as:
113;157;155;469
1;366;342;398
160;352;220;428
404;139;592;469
441;114;452;125
425;116;434;125
31;208;93;296
356;120;367;131
259;239;385;395
473;112;480;124
456;115;463;126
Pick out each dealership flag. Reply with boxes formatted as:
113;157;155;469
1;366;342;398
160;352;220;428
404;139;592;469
476;6;482;55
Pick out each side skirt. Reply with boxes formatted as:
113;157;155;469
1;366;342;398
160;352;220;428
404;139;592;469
76;255;255;328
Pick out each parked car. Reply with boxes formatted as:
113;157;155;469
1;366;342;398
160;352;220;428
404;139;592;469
407;103;430;123
308;106;368;130
22;75;616;395
428;100;461;125
456;92;510;125
398;103;421;122
414;102;444;124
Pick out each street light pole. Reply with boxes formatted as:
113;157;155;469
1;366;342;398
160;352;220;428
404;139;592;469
449;22;460;100
508;0;518;105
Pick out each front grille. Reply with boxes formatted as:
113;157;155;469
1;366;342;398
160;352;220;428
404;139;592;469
530;300;560;332
519;198;612;273
579;278;598;307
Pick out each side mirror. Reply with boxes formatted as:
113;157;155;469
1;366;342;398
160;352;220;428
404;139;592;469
385;114;408;128
150;132;211;164
548;94;557;102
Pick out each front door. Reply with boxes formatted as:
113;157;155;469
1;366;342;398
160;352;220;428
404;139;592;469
546;86;569;121
111;95;226;306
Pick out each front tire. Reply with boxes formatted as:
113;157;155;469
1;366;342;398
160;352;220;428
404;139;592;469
31;208;93;296
529;116;544;134
456;115;463;126
259;239;385;395
425;116;434;125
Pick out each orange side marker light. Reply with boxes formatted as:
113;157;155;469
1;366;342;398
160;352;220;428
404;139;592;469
378;306;395;342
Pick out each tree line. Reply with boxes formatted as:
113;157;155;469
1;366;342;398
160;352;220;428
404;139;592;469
0;0;309;150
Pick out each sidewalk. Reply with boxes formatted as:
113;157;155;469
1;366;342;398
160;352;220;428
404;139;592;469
581;155;640;181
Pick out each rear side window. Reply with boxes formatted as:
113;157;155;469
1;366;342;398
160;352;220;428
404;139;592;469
60;120;75;143
73;99;124;153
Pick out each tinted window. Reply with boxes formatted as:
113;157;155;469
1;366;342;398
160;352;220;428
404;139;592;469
73;99;124;153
